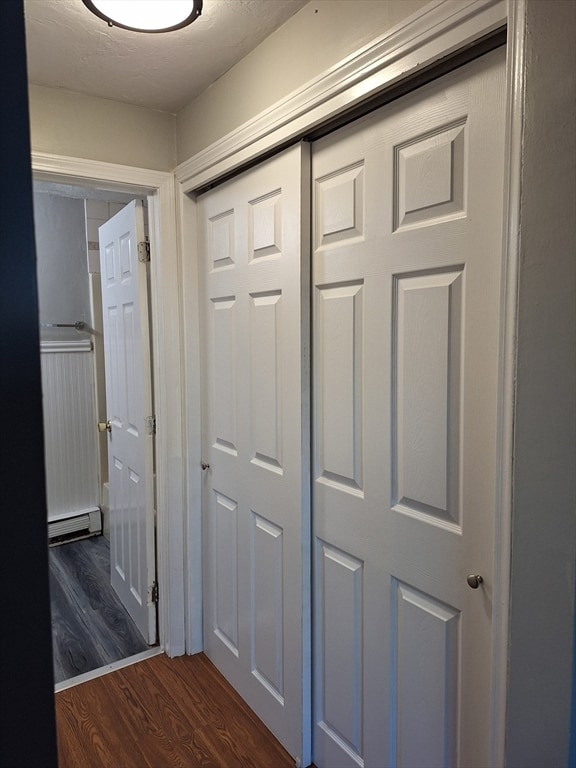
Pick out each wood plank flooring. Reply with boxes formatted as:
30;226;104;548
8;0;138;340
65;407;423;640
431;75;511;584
55;652;297;768
49;535;149;683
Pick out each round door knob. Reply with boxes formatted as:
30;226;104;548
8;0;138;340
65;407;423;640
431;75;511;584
201;462;210;470
467;574;483;589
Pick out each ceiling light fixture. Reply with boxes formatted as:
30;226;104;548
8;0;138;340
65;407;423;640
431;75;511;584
81;0;203;33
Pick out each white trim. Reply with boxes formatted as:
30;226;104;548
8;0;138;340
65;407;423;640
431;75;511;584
33;154;168;195
54;647;163;692
40;339;92;353
490;1;525;764
177;185;204;655
298;143;313;768
176;0;516;760
176;0;507;192
32;151;186;658
177;178;205;656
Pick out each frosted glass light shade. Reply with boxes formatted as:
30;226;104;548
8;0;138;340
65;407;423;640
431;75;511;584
82;0;203;33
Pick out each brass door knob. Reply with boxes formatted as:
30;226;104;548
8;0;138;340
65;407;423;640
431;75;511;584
98;420;112;433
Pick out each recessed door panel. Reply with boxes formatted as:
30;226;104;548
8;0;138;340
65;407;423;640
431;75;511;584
209;210;235;270
212;296;237;455
315;162;364;248
249;191;282;260
249;291;282;472
394;121;466;230
251;512;284;700
392;268;464;525
392;581;460;768
213;491;239;654
316;541;364;761
316;282;364;494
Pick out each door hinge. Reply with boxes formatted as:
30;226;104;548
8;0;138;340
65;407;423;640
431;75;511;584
138;240;150;262
150;581;159;605
145;415;156;435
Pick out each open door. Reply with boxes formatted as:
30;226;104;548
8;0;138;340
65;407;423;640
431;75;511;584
98;200;157;644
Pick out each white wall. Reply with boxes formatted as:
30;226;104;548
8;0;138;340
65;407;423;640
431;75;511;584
34;188;99;523
175;0;428;163
28;84;176;171
85;198;129;538
506;2;576;765
33;189;90;341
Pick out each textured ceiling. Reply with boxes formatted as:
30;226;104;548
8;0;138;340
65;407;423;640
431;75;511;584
24;0;308;113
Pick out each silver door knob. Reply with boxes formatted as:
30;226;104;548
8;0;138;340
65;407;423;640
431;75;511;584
201;462;210;470
467;574;483;589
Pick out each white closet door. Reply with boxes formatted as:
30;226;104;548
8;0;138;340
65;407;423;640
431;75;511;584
312;48;506;768
198;144;311;765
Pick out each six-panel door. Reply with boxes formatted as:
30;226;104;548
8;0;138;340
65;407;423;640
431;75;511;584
198;144;311;765
312;49;506;768
99;200;156;645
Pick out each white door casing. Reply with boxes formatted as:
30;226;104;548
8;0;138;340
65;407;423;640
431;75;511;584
99;200;157;645
312;48;506;768
198;144;311;764
33;155;183;657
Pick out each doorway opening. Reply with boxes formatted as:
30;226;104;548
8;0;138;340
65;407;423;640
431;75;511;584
33;177;160;687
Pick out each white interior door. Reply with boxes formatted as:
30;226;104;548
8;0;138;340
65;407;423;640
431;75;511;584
312;48;506;767
99;200;156;645
198;144;310;765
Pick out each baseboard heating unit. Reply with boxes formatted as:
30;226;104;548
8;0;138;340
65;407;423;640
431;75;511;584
48;507;102;545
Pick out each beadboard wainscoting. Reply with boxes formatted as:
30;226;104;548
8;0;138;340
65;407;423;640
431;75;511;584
40;339;100;532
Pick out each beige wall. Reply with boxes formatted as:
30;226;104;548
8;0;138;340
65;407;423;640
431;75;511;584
28;84;176;171
505;1;576;765
176;0;428;163
28;1;429;169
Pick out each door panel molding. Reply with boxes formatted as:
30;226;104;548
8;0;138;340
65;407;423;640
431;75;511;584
32;151;185;658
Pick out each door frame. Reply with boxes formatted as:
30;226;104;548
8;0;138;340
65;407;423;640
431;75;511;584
33;152;186;657
177;0;523;764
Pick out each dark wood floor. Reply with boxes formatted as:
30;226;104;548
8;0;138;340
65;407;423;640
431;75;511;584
56;652;297;768
49;535;149;683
